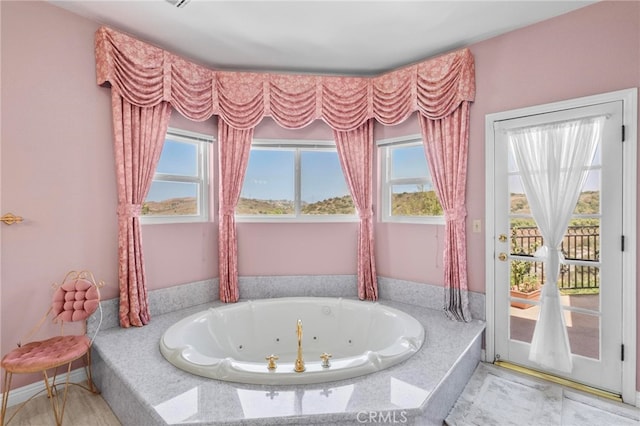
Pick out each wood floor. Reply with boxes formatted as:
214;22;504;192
3;384;120;426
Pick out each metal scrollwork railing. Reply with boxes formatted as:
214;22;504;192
511;225;600;290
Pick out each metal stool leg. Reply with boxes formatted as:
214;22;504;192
43;363;74;426
1;370;12;426
84;351;99;394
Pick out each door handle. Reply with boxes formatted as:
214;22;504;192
498;253;508;261
1;213;23;225
498;234;508;243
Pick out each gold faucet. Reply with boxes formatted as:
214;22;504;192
294;319;305;372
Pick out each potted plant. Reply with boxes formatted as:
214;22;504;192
509;228;542;308
510;273;542;309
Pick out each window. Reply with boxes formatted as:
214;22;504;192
237;140;356;221
379;135;443;223
141;128;211;224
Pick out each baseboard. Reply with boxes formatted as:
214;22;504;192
4;368;87;408
637;391;640;408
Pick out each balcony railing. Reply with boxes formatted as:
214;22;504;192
511;225;599;290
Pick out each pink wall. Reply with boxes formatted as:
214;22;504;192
1;1;116;388
238;118;360;276
142;113;219;287
1;0;639;391
467;0;640;390
373;115;448;286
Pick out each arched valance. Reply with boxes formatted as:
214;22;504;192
97;25;475;327
95;26;475;131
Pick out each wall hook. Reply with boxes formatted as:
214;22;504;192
1;213;23;225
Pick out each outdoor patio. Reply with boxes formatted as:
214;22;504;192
510;293;600;359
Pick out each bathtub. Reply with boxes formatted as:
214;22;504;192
159;297;425;385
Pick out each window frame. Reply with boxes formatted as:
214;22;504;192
140;127;212;225
235;139;358;223
378;134;445;225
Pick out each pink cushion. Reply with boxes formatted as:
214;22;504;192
1;335;90;373
51;279;100;322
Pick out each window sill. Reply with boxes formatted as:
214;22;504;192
235;215;360;224
381;216;445;225
140;216;210;225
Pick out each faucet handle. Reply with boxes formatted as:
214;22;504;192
320;352;332;368
266;354;279;370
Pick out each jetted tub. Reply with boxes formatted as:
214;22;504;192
160;297;425;385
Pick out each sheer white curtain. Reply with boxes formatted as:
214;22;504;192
508;115;604;373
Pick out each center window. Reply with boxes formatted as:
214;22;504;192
237;140;356;221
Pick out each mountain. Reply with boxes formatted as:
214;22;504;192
391;191;442;216
236;198;294;215
235;195;356;215
302;196;355;215
142;197;196;216
510;191;599;215
142;190;600;218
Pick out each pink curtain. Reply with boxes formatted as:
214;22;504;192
419;103;471;321
218;120;254;303
334;120;377;300
96;26;475;320
112;92;172;327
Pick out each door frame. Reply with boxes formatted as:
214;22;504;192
484;88;637;404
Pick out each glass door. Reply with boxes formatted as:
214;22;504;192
493;101;623;394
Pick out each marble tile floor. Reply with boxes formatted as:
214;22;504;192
446;362;640;426
90;299;485;425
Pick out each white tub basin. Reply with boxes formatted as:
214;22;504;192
160;297;425;385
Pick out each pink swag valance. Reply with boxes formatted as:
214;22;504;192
96;26;475;326
95;27;474;130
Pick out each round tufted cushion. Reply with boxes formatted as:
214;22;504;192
51;278;100;322
1;335;91;374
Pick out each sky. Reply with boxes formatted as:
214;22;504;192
390;144;429;180
146;139;198;202
240;145;432;202
241;149;351;203
507;143;601;193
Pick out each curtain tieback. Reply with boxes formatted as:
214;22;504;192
445;206;467;222
117;204;142;218
220;206;236;216
358;209;373;220
534;245;566;264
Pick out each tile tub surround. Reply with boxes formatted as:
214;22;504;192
92;299;484;425
89;275;485;333
88;279;219;333
377;277;485;321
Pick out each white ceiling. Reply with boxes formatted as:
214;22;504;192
49;0;596;76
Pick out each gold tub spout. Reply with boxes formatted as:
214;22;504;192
294;319;305;372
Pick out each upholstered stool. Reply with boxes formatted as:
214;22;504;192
1;271;103;425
